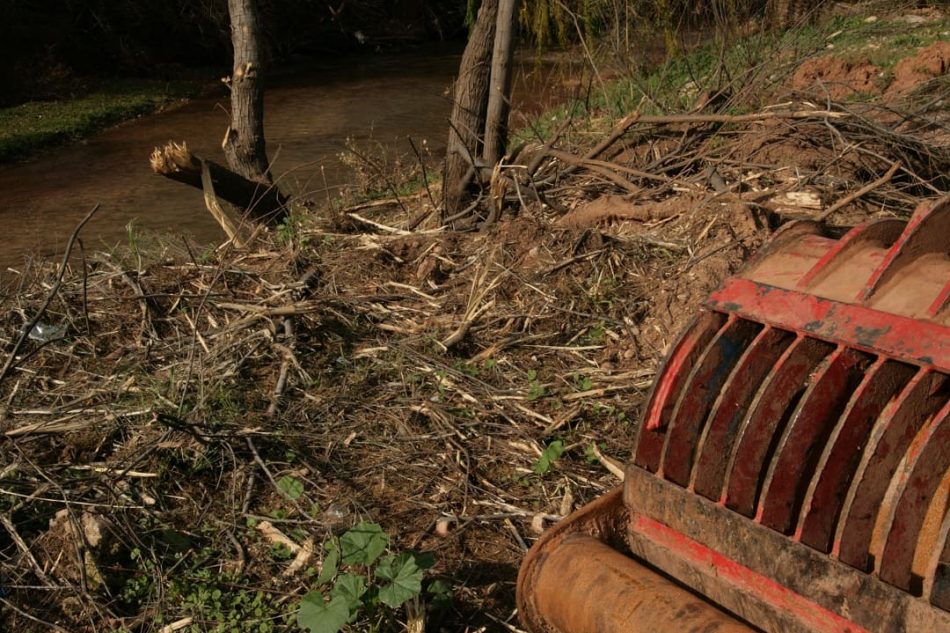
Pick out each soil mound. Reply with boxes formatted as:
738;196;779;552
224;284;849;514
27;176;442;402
888;40;950;94
790;56;883;99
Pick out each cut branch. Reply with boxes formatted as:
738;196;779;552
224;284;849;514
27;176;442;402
151;142;288;226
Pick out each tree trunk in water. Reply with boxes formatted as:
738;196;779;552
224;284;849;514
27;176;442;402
767;0;821;29
224;0;272;183
443;0;499;220
483;0;519;167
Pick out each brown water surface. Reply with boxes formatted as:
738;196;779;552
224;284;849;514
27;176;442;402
0;49;573;272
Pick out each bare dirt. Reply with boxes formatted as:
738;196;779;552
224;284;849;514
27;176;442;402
791;39;950;100
790;56;883;99
888;40;950;94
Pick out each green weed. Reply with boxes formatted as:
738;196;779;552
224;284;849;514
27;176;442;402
296;522;440;633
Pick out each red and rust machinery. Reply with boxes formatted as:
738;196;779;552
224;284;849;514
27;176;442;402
517;197;950;633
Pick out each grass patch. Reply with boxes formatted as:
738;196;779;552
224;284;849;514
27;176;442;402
514;7;950;145
0;78;202;163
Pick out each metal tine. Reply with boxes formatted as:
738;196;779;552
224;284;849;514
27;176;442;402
634;311;726;472
659;316;762;486
835;369;949;571
928;497;950;611
879;397;950;593
928;280;950;319
861;197;950;305
722;336;834;516
795;219;904;291
690;326;794;500
796;359;916;552
756;347;870;534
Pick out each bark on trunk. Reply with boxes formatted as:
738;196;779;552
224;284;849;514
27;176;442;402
442;0;499;220
766;0;821;30
482;0;519;167
151;142;288;225
224;0;272;183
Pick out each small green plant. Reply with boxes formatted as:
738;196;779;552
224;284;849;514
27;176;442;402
574;373;593;392
526;369;546;401
533;440;565;475
584;442;607;465
278;475;305;500
296;522;436;633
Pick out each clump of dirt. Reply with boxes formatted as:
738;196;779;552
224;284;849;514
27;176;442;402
887;40;950;94
558;194;688;228
790;56;883;99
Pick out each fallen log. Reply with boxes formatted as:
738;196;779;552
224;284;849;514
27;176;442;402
150;142;288;226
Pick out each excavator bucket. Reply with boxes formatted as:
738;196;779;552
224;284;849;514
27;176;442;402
517;197;950;633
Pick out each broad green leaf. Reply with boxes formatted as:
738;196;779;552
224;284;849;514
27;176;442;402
532;440;564;475
330;573;366;611
413;551;435;570
277;475;304;500
427;578;452;608
296;592;350;633
376;552;424;608
316;542;339;586
340;522;388;566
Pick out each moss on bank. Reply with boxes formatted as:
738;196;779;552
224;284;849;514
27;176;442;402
0;79;203;163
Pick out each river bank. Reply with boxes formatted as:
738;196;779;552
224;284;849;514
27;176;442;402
1;5;948;633
0;78;207;163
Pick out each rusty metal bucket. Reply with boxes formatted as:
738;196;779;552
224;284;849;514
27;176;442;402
518;197;950;633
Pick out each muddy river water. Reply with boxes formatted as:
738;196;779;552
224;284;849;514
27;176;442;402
0;49;572;272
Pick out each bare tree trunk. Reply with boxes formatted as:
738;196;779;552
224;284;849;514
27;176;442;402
443;0;499;220
767;0;821;30
483;0;519;167
224;0;271;183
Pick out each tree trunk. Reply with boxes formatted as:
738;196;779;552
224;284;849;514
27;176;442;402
766;0;821;30
443;0;499;220
224;0;271;183
483;0;519;167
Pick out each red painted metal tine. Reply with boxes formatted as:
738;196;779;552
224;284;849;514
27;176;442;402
861;197;950;304
879;398;950;593
928;280;950;319
722;336;833;516
797;360;916;552
796;219;904;291
756;347;870;533
634;311;726;472
836;369;948;571
660;317;763;486
691;326;794;500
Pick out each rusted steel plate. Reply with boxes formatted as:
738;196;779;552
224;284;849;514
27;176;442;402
756;347;870;533
796;218;904;293
525;534;755;633
797;359;916;552
691;326;794;500
836;370;949;571
723;336;833;516
660;316;762;486
634;310;726;472
879;398;950;592
625;464;950;633
707;277;950;372
741;220;825;274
